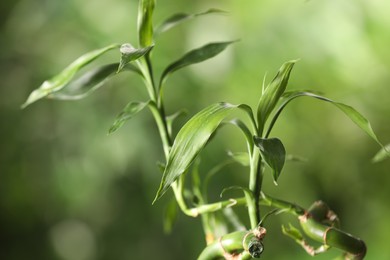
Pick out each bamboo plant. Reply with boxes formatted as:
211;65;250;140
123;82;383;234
22;1;389;259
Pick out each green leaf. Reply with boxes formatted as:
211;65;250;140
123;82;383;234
254;136;286;184
153;102;239;203
229;119;254;154
21;44;119;108
257;60;297;134
155;8;226;36
268;90;385;149
372;143;390;163
138;0;155;47
108;101;149;134
48;63;140;100
163;197;178;234
160;41;237;86
118;44;154;72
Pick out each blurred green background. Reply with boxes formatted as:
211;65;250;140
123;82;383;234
1;0;389;259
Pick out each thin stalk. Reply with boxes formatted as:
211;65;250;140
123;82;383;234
259;192;305;216
248;148;262;228
148;103;172;158
137;58;156;101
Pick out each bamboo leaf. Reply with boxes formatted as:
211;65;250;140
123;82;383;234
229;119;254;154
257;60;297;134
48;63;140;100
108;101;149;134
254;136;286;184
21;44;119;108
268;90;385;149
118;44;154;72
138;0;155;47
372;143;390;163
153;102;239;203
160;41;236;86
155;8;226;36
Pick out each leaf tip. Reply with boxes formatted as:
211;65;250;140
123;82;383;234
20;102;28;110
152;192;162;205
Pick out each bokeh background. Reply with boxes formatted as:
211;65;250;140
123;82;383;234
1;0;389;259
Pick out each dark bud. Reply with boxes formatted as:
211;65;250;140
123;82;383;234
248;239;264;258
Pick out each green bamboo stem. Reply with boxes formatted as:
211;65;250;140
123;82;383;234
197;230;258;260
298;210;366;260
260;193;366;259
259;192;305;216
248;149;262;228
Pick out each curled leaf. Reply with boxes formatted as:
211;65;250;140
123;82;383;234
138;0;155;47
118;44;154;72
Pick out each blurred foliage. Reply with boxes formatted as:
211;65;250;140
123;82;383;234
1;0;389;259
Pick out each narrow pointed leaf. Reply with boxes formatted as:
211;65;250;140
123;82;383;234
138;0;155;47
229;119;254;153
21;44;119;108
238;104;257;132
268;90;385;148
155;8;226;36
257;60;297;133
108;101;149;134
153;102;239;202
48;63;140;100
160;41;236;86
254;136;286;184
372;143;390;163
118;44;154;72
